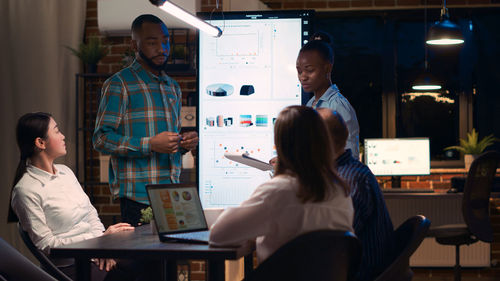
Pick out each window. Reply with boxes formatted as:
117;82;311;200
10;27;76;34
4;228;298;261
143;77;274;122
315;8;500;166
314;14;384;142
395;21;461;161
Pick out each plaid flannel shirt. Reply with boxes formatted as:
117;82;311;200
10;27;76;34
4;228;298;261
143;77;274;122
93;60;182;204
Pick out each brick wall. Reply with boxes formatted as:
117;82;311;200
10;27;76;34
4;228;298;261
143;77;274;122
84;0;500;278
84;0;500;222
84;0;204;225
84;1;218;280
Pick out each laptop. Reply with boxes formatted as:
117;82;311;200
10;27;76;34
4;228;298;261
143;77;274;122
146;183;210;244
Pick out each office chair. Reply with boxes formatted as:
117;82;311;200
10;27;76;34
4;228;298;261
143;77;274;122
243;230;362;281
17;223;73;281
374;215;431;281
0;237;57;281
427;151;500;281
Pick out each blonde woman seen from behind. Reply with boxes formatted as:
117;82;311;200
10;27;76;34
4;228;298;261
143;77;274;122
209;106;354;263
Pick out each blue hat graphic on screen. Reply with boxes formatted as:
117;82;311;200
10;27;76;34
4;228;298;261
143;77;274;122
206;83;234;96
240;85;255;96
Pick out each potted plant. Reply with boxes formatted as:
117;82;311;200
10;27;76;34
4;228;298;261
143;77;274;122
172;44;186;63
140;207;156;234
444;128;498;170
121;47;135;68
67;35;108;73
166;44;191;72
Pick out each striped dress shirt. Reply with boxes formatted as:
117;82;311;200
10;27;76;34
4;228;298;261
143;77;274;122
336;149;394;281
93;60;182;204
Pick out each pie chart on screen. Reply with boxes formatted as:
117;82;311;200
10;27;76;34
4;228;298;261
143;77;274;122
206;84;234;97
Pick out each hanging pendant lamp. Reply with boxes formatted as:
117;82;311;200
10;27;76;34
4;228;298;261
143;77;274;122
412;70;442;91
412;2;441;91
426;0;464;45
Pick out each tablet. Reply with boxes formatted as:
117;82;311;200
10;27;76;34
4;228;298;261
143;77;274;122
224;152;273;171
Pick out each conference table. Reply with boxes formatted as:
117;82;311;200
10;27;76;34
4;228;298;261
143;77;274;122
50;226;255;281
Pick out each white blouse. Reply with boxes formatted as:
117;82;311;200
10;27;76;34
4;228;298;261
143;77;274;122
209;175;354;262
11;164;104;255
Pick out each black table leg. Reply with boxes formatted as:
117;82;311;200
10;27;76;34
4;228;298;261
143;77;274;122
163;259;177;281
244;253;254;278
207;259;225;281
75;257;91;281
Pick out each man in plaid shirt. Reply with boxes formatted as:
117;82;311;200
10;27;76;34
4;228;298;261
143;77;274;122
93;14;198;225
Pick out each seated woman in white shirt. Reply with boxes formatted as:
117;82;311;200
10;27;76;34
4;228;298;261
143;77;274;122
209;105;354;263
8;112;140;281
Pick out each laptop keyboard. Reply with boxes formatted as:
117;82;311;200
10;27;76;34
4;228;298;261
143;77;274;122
166;230;210;241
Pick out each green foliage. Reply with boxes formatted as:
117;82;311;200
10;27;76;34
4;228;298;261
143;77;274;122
444;128;499;155
121;47;135;67
140;207;153;223
172;45;186;60
66;35;108;65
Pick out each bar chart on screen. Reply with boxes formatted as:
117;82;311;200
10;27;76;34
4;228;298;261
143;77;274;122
198;10;313;209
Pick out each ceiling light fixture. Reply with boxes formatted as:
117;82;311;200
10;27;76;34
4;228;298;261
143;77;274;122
413;2;442;91
412;72;442;91
426;0;464;45
149;0;222;37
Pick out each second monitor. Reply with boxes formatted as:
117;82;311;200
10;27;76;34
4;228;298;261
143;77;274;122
364;138;430;188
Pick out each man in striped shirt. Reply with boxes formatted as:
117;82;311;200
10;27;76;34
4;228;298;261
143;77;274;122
93;15;198;225
318;108;394;281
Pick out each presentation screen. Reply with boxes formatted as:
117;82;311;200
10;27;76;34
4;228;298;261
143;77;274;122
364;138;431;176
197;10;313;208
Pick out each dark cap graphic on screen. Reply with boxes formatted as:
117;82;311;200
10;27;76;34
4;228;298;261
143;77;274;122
240;85;255;96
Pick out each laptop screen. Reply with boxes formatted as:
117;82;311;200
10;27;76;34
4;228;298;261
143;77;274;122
147;184;208;234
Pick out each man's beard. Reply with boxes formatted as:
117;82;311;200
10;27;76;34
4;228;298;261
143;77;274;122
139;50;167;72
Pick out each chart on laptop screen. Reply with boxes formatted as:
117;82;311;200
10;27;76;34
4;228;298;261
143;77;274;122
197;11;313;208
148;186;206;233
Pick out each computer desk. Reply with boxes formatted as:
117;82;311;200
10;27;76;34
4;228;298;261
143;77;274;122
383;191;499;267
50;225;255;281
383;191;500;226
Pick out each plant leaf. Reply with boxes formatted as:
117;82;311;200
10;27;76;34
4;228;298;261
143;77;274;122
66;35;108;65
442;128;499;154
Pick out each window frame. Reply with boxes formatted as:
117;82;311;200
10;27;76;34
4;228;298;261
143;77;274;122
316;8;477;168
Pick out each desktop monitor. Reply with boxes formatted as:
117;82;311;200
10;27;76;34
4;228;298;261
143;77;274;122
197;10;314;208
364;138;430;188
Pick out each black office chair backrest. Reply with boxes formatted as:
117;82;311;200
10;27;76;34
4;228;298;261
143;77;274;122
462;151;500;243
0;237;57;281
17;223;73;281
374;215;430;281
244;230;362;281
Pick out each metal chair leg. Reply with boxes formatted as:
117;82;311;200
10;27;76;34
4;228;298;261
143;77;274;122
454;245;461;281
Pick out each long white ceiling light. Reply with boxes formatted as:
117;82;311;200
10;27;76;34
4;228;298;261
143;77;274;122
150;0;222;37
